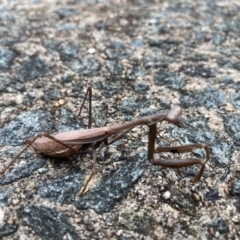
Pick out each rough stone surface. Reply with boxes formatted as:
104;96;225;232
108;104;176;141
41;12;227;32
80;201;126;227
154;71;186;90
232;181;240;196
223;114;240;146
0;110;54;146
0;188;12;207
0;160;46;185
75;152;148;213
205;188;220;201
38;168;84;204
209;217;228;235
0;0;240;239
16;57;52;83
55;108;84;132
181;85;226;109
18;205;79;240
67;58;101;76
166;117;232;166
0;48;15;71
0;224;18;238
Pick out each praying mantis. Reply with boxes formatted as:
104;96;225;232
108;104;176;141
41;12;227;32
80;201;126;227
0;87;211;196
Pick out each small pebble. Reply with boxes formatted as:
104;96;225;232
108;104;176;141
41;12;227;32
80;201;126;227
192;193;201;201
209;227;215;236
88;48;96;54
163;191;171;199
38;168;48;174
224;187;230;195
83;215;89;224
12;199;19;206
58;99;65;105
228;223;233;232
15;188;21;193
231;216;240;223
74;217;82;224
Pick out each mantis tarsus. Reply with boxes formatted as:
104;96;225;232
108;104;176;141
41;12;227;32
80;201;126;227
0;87;211;196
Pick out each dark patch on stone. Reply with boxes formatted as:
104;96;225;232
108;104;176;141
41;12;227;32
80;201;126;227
58;23;76;31
127;65;145;79
94;20;108;30
144;62;168;69
105;42;130;60
59;42;79;61
75;152;148;213
205;188;220;201
61;72;74;83
0;74;13;92
130;39;146;48
94;80;123;97
0;224;18;238
232;181;240;196
219;75;240;91
171;190;197;216
142;55;170;70
42;39;61;53
38;168;84;204
55;108;84;132
184;53;209;62
22;94;36;106
118;206;157;237
70;81;83;97
92;102;108;127
139;108;160;117
0;48;15;71
0;188;12;207
131;82;150;94
181;85;225;109
18;205;80;240
209;217;228;234
0;110;54;146
41;89;61;101
179;64;217;78
230;93;240;109
0;159;46;185
105;61;123;75
67;58;101;76
223;114;240;146
16;57;52;82
148;38;182;53
55;7;78;18
166;116;232;167
212;32;226;45
117;97;150;115
154;71;186;90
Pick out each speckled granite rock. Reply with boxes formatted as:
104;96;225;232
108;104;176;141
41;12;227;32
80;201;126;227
0;0;240;239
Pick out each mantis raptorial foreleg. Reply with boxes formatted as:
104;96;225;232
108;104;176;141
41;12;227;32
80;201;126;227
147;124;211;183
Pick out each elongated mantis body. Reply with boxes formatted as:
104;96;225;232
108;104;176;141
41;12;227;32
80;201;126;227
1;87;211;196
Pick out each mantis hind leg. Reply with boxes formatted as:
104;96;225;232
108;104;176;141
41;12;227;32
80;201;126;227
0;132;78;175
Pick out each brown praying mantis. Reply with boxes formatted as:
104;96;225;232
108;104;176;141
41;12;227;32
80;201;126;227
0;87;211;196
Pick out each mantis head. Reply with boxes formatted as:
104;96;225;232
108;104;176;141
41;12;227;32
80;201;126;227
165;106;184;127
